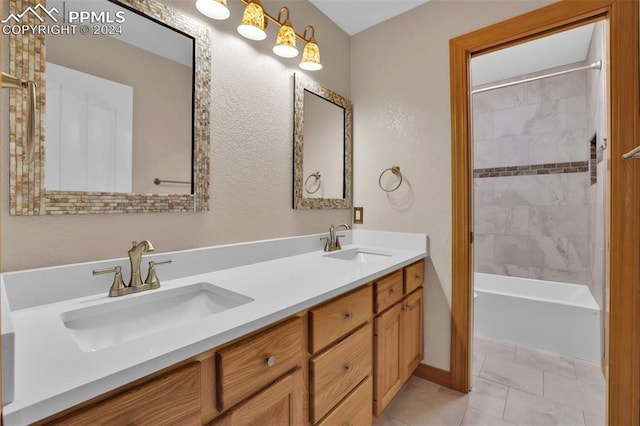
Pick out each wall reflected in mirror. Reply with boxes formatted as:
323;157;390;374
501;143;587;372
302;91;344;199
46;0;193;195
293;73;352;210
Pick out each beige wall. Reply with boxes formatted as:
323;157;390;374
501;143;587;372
1;0;351;270
350;0;552;370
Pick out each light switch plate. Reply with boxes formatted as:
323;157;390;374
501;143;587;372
353;207;364;224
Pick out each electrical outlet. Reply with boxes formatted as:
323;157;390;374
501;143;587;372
353;207;364;224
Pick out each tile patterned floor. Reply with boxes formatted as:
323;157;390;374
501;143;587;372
375;337;605;426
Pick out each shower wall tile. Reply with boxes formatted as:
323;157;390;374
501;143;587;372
474;112;494;141
494;174;567;206
473;85;527;112
525;99;568;135
567;236;589;272
475;205;529;235
565;173;589;205
493;104;539;137
473;63;592;286
529;129;588;165
494;235;568;271
567;95;588;130
474;178;496;204
528;267;587;285
474;234;495;264
525;70;588;103
529;205;588;240
475;136;529;169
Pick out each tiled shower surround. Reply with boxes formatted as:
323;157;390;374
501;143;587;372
473;62;597;285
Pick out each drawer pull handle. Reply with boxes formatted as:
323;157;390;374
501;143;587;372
266;356;276;367
415;274;421;280
344;364;353;373
389;288;397;294
403;304;409;312
345;311;354;320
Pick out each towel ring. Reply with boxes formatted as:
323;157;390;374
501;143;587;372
379;166;403;192
305;172;321;194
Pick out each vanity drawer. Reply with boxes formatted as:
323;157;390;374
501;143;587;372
374;270;403;313
309;285;372;353
316;376;372;426
310;323;372;424
216;317;303;411
403;260;425;294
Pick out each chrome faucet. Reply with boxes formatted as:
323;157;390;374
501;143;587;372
128;240;155;289
322;224;351;252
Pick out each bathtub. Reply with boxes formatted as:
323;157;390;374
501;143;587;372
474;272;601;362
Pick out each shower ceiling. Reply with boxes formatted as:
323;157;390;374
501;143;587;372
471;23;597;87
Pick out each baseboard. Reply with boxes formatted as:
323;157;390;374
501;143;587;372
413;363;452;389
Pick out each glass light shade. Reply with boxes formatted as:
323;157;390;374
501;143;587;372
237;2;266;41
273;23;298;58
195;0;230;20
299;40;322;71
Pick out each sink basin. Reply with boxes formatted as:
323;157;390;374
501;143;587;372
324;248;392;264
61;282;253;352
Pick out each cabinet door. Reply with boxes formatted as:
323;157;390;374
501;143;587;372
54;362;201;426
212;369;303;426
373;303;403;416
401;288;424;381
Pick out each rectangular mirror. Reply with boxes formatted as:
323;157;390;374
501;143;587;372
293;73;352;209
8;0;211;214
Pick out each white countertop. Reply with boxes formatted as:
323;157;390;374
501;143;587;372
2;231;427;425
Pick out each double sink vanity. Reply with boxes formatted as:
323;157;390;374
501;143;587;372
1;230;427;425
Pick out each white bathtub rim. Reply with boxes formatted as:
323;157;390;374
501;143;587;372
474;272;599;311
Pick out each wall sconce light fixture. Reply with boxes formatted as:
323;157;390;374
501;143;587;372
195;0;322;70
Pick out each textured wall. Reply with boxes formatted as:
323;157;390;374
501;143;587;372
473;67;591;284
350;0;552;370
1;0;351;271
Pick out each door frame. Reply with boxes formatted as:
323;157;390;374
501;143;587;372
449;0;638;424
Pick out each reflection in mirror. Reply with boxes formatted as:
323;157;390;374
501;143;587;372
293;73;352;210
302;91;344;199
46;0;193;195
9;0;210;214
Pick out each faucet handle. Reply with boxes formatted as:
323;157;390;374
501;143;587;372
320;237;330;252
335;234;346;250
144;260;172;289
93;266;129;297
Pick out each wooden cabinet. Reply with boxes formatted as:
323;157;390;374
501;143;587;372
310;324;372;423
373;303;403;415
316;376;372;426
403;259;425;294
373;260;425;416
211;369;303;426
401;288;424;382
216;317;303;411
373;271;403;313
309;286;372;353
52;362;201;426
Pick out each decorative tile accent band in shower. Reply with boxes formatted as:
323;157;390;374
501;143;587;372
473;161;589;178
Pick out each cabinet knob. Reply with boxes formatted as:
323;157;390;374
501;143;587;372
265;356;276;367
403;304;409;312
344;364;353;373
389;288;397;294
415;273;421;281
345;311;354;320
